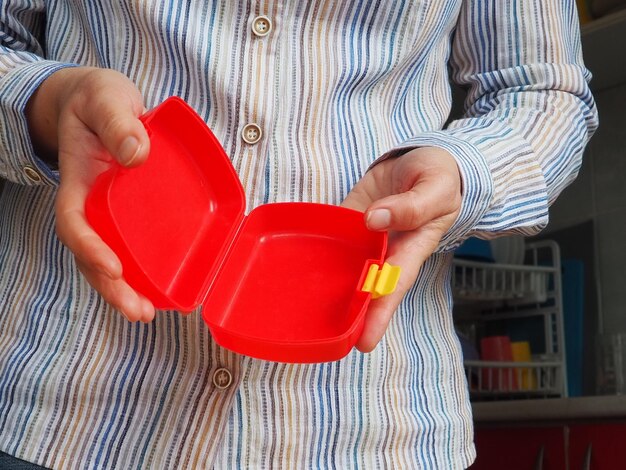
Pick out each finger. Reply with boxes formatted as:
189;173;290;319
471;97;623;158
55;150;123;280
56;203;123;279
356;225;446;352
341;180;375;212
77;260;155;322
55;117;126;280
77;89;150;167
355;275;411;353
364;179;458;232
341;162;390;212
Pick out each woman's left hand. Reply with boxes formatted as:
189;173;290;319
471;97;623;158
342;146;463;352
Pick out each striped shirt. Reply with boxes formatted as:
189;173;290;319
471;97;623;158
0;1;597;469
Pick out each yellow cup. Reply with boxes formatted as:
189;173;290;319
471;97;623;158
511;341;536;390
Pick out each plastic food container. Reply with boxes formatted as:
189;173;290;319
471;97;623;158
85;97;400;363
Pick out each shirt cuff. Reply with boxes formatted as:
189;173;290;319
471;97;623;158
373;131;494;252
0;60;78;186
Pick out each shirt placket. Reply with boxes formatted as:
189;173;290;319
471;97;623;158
229;1;284;210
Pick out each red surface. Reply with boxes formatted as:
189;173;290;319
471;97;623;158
203;202;384;362
474;422;626;470
569;423;626;469
86;97;387;362
472;426;566;470
87;97;245;311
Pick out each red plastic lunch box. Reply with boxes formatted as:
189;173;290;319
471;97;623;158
85;97;400;363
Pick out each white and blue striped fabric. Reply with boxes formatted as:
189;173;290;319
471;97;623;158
0;1;597;469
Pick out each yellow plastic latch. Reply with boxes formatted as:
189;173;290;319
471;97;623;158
361;262;401;299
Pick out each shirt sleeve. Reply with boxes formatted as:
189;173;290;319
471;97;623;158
378;0;598;251
0;1;76;186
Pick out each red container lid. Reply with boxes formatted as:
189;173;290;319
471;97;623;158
85;97;399;363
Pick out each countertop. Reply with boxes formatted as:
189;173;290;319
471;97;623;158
472;395;626;425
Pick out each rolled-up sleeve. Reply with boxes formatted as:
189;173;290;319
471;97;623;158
379;0;598;251
0;1;75;186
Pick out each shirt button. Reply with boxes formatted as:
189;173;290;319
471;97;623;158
23;165;42;183
212;367;233;390
241;123;263;145
252;15;272;37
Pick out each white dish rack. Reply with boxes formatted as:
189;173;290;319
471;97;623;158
463;360;562;398
453;240;567;400
452;263;550;305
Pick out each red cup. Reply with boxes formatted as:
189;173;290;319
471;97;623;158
480;336;518;391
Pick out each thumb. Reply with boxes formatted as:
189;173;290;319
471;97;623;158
365;184;440;232
79;91;150;168
365;171;460;232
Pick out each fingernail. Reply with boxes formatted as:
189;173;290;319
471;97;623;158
118;136;141;166
367;209;391;230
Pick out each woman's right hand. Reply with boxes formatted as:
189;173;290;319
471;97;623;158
26;67;155;322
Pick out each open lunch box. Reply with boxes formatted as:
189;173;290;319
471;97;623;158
85;97;400;363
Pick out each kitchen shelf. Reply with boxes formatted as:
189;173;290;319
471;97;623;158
453;240;567;401
452;260;550;305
